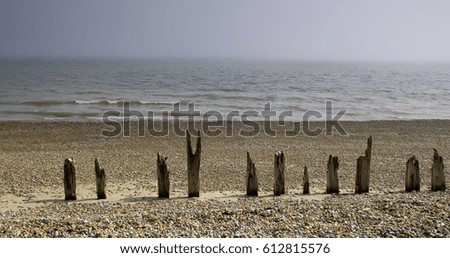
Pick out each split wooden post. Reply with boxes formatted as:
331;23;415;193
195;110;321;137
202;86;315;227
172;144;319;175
327;155;340;194
431;149;446;191
303;166;310;194
94;158;107;199
187;130;201;197
273;151;285;196
64;158;76;200
355;136;372;194
246;152;258;196
157;152;170;198
405;156;420;192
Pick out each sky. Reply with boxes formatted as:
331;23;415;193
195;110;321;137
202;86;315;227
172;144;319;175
1;0;450;62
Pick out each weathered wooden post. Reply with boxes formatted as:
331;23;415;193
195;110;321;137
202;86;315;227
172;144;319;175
94;158;107;199
405;156;420;192
303;166;310;194
187;130;201;197
246;152;258;196
327;155;339;194
273;151;285;196
355;136;372;194
431;149;446;191
64;158;76;200
157;152;170;198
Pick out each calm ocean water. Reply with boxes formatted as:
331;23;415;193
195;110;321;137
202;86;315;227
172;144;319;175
0;58;449;121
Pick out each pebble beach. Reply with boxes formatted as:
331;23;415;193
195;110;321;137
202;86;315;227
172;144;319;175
0;120;449;237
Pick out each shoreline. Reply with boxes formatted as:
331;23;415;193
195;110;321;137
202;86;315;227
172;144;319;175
2;118;450;122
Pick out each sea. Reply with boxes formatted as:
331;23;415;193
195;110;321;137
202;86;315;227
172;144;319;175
0;58;449;121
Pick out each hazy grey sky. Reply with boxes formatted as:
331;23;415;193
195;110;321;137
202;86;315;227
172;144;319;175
1;0;450;61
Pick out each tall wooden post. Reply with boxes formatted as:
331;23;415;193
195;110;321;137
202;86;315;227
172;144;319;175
246;152;258;196
303;166;310;194
157;153;170;198
327;155;339;194
355;136;372;194
64;158;76;201
431;149;446;191
274;151;285;196
405;156;420;192
187;131;201;197
94;158;107;199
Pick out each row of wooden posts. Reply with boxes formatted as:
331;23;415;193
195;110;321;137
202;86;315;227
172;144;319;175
63;132;447;201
